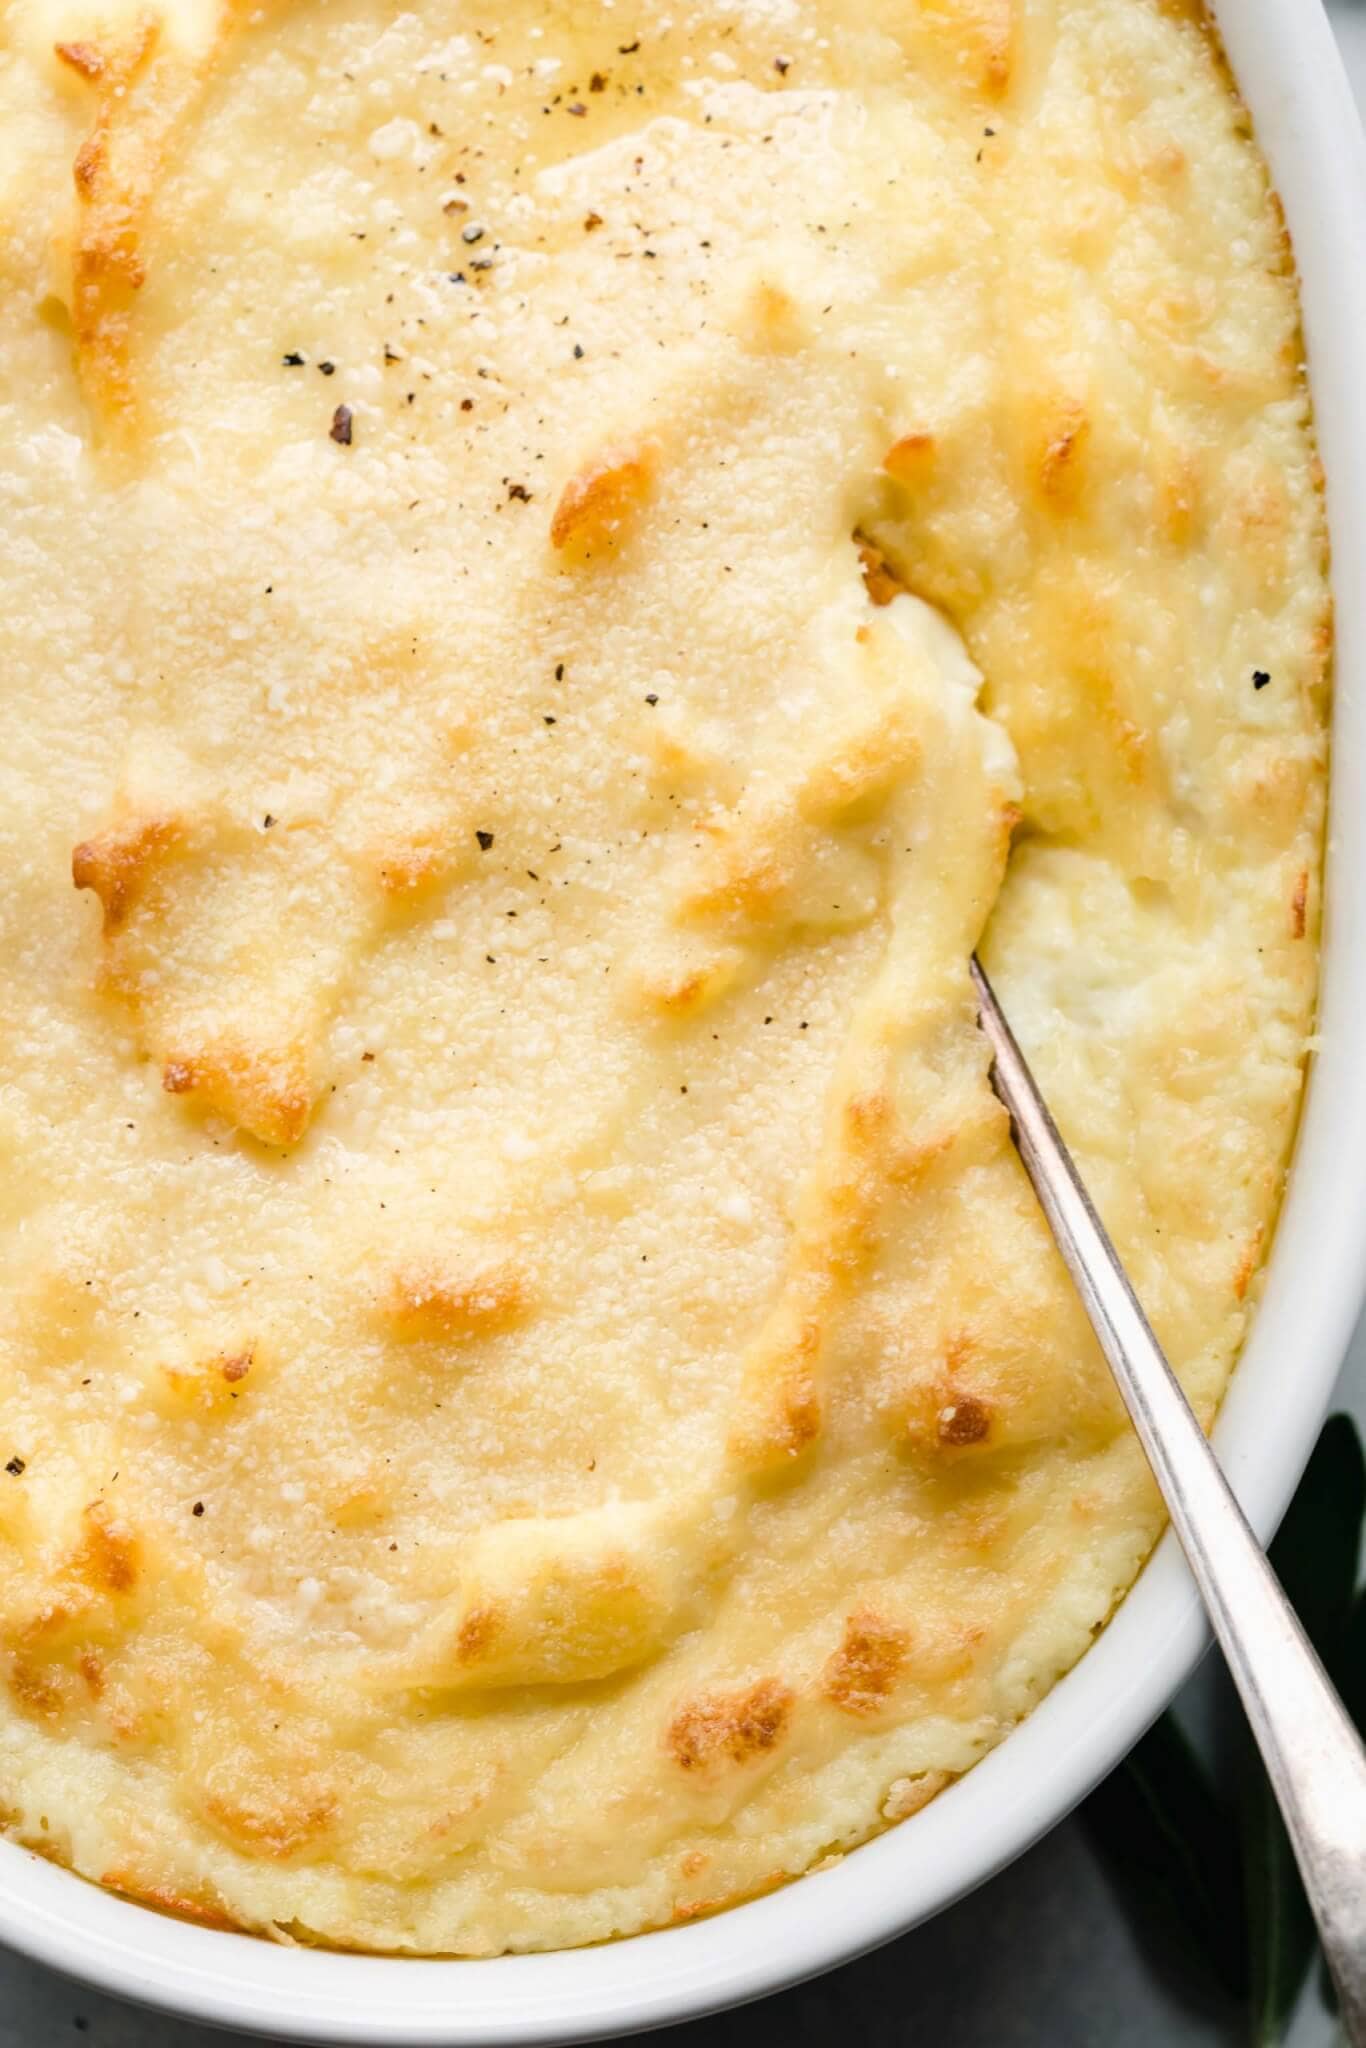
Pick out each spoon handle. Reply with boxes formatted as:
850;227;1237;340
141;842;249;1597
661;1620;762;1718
970;955;1366;2040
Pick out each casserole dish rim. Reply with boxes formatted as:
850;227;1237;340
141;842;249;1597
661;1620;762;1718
1;0;1363;2035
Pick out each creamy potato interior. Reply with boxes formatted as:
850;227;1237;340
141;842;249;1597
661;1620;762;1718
0;0;1326;1953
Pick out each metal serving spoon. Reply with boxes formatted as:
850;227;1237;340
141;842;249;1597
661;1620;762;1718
970;955;1366;2039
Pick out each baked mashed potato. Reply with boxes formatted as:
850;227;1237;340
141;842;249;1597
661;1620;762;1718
0;0;1327;1954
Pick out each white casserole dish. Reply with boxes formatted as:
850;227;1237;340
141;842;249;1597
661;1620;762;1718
1;1;1364;2038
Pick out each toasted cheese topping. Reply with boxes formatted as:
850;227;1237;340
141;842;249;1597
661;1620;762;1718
0;0;1325;1954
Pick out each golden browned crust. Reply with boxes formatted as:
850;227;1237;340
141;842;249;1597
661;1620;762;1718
99;1869;241;1932
667;1677;795;1771
203;1791;336;1864
822;1610;910;1716
64;15;172;434
937;1394;992;1448
919;0;1015;95
55;41;108;82
382;1263;529;1343
72;813;182;931
882;433;937;485
550;445;657;557
157;1036;313;1148
72;1501;139;1597
856;536;908;608
71;802;327;1145
1035;398;1092;509
59;4;267;440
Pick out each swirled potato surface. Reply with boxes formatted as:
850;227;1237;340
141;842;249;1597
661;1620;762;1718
0;0;1326;1952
